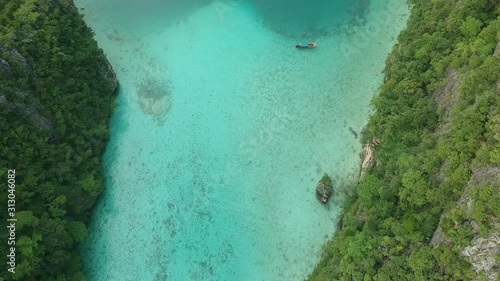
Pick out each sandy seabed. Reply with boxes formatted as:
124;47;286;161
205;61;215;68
74;0;410;280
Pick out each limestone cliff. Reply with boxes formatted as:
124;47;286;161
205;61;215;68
0;0;117;280
431;167;500;281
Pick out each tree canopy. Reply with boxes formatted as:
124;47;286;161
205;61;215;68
0;0;117;280
308;0;500;280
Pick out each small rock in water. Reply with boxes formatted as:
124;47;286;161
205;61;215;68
348;127;358;139
316;174;333;204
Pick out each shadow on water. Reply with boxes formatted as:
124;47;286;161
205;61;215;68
94;0;214;27
248;0;371;38
96;0;371;39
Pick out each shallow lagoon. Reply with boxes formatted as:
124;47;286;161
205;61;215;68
74;0;409;280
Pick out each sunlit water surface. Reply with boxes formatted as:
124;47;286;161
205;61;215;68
74;0;409;280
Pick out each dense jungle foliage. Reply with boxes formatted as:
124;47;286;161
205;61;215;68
0;0;116;280
308;0;500;280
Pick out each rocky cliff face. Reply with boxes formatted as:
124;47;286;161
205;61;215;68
358;138;379;181
0;38;117;138
431;167;500;281
429;62;500;281
0;45;55;135
459;167;500;281
432;68;462;136
495;42;500;57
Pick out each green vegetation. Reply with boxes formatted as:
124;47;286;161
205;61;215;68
1;0;498;280
309;0;500;280
0;0;116;280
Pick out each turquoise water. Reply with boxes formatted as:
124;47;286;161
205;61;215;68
74;0;409;280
